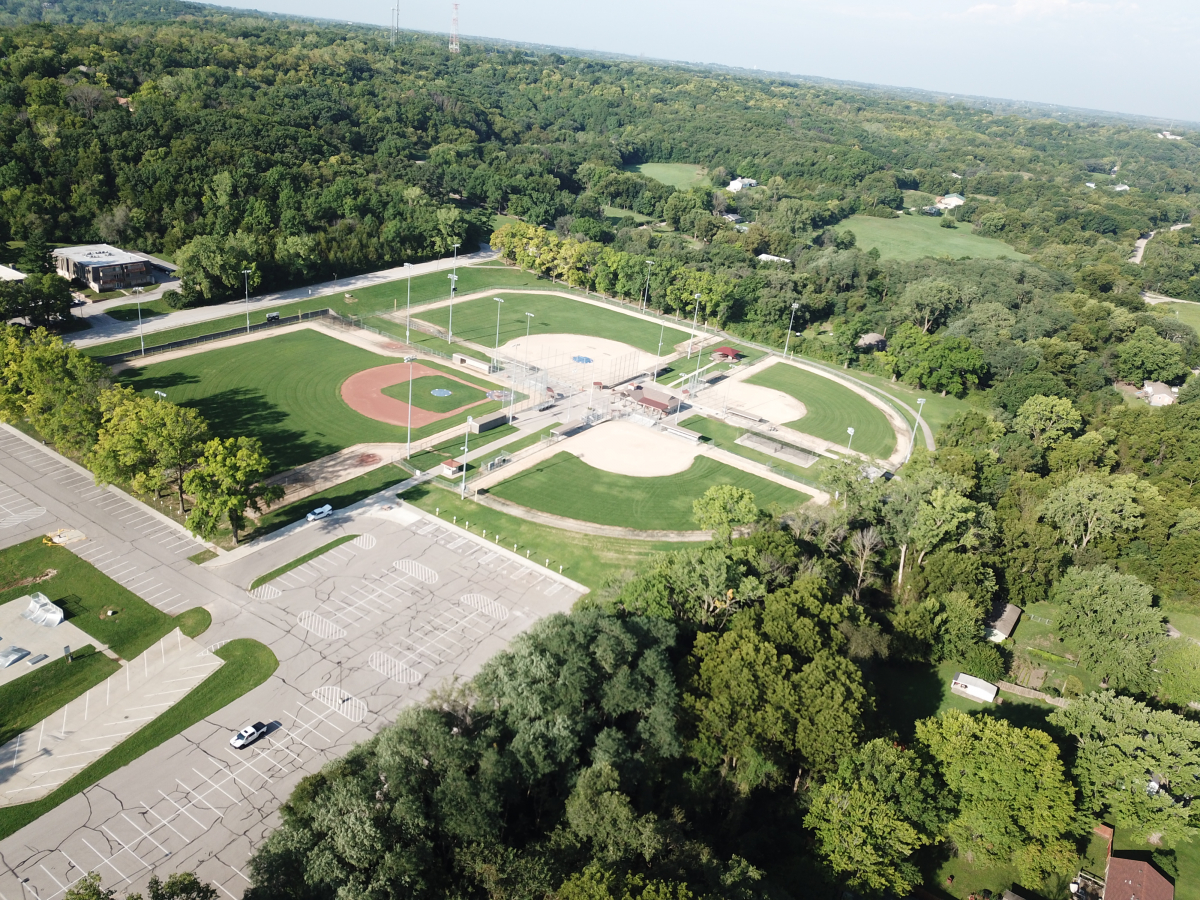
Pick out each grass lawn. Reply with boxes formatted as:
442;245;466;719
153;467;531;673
84;265;545;358
488;452;810;531
603;206;653;224
828;364;975;453
0;637;277;841
623;162;707;190
679;414;819;486
746;363;898;458
0;538;207;661
415;292;690;355
384;374;489;412
251;534;357;589
400;482;685;591
364;315;492;361
117;331;506;472
1159;301;1200;336
104;299;174;321
0;645;118;747
840;213;1029;261
244;463;409;541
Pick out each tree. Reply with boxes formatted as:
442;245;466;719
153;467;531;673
1040;473;1146;552
1052;566;1165;692
1050;691;1200;846
18;229;53;275
64;874;115;900
806;739;951;896
692;484;758;542
183;437;282;543
12;328;108;454
916;710;1078;884
1115;326;1189;384
897;279;962;333
909;487;994;569
1156;638;1200;707
1013;394;1081;449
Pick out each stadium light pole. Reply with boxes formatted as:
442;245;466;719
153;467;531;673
403;262;414;345
846;426;855;452
447;273;458;342
653;320;665;384
904;398;926;464
692;297;705;390
641;260;653;313
524;312;534;369
242;269;252;333
460;416;473;499
494;297;505;353
687;292;701;359
405;355;416;459
783;302;799;356
132;286;145;356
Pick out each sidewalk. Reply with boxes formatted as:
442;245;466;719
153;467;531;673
70;247;498;348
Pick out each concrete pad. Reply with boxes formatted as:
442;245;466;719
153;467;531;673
0;629;222;806
0;600;99;688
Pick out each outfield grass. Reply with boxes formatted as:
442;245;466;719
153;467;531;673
0;637;277;841
623;162;707;190
84;266;545;357
364;315;492;361
384;374;488;412
0;538;206;660
826;364;974;452
118;331;507;471
245;463;409;541
415;292;690;355
839;213;1029;261
251;535;357;589
679;414;819;485
488;452;810;531
0;645;119;747
400;482;685;590
745;363;897;458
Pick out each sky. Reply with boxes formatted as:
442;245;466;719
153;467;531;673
224;0;1200;124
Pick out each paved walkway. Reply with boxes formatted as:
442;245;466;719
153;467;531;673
70;248;498;348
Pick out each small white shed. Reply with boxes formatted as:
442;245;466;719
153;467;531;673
950;673;998;704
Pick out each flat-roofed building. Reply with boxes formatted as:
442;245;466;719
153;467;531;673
0;265;26;282
950;672;998;704
52;244;156;292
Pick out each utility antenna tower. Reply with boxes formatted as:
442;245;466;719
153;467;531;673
389;0;399;47
449;3;459;53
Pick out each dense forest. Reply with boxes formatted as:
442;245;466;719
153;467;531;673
4;2;1200;897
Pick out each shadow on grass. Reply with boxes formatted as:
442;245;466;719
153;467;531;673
242;465;409;542
119;370;201;390
105;307;165;322
188;388;329;472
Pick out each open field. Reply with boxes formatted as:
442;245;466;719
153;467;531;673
745;364;897;458
384;374;489;412
839;213;1029;261
118;331;505;471
0;638;277;842
603;206;653;223
1158;301;1200;336
623;162;707;189
84;266;545;357
416;292;690;355
0;538;206;660
488;452;810;531
400;482;684;590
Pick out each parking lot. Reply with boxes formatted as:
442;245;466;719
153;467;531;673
0;445;582;900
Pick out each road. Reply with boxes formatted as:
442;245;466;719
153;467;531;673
0;424;580;900
69;247;498;349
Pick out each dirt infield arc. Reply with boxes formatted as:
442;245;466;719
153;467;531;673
341;362;493;427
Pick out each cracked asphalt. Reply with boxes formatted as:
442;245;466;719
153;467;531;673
0;425;582;900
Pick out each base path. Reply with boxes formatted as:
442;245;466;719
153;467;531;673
341;362;495;428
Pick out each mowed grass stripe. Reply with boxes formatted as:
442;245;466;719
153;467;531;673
488;452;809;532
745;364;897;459
416;292;690;355
118;331;506;472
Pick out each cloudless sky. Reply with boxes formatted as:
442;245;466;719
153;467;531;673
224;0;1200;124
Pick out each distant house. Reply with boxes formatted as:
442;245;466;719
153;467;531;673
950;673;998;704
1113;183;1131;192
756;252;792;264
439;459;464;477
53;244;157;293
1086;182;1097;188
0;265;26;282
856;332;887;351
985;603;1023;643
1139;380;1178;406
920;205;943;216
1158;131;1184;140
936;193;966;210
1105;856;1174;900
722;213;745;224
727;177;758;192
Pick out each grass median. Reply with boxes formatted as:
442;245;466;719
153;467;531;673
0;638;278;840
243;463;409;542
251;534;357;589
